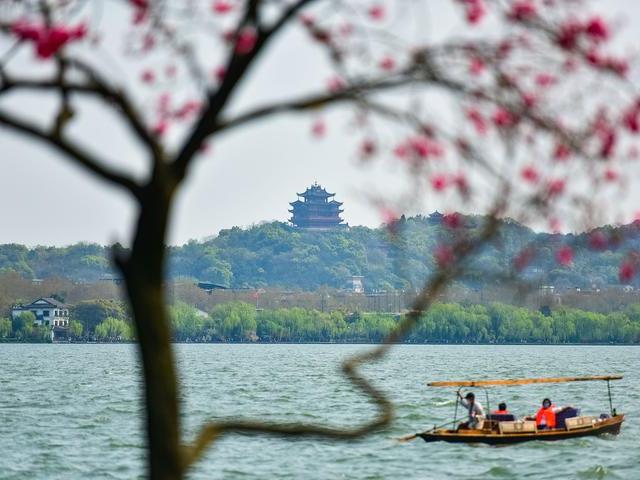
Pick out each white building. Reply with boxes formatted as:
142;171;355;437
346;276;365;294
11;297;70;327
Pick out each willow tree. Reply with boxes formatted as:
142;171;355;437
1;1;638;478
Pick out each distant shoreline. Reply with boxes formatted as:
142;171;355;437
1;340;638;346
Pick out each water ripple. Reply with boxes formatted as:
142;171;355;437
0;344;637;479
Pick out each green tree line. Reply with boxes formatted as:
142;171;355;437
166;301;640;344
3;299;640;344
4;216;640;291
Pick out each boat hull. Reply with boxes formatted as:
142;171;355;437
418;415;624;445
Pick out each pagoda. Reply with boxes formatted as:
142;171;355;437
289;183;345;230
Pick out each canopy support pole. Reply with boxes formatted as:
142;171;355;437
484;387;491;418
453;388;460;426
607;379;614;416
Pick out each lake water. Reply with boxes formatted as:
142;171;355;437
0;344;637;479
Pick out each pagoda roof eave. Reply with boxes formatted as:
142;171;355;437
297;188;335;196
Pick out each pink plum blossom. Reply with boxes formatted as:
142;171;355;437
492;107;516;128
521;166;539;183
508;1;537;22
555;246;573;266
378;56;395;71
235;27;257;54
434;245;455;267
212;0;233;14
431;174;448;191
368;4;385;21
619;261;636;282
311;119;326;138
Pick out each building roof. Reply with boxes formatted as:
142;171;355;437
40;297;68;308
14;297;70;309
297;182;335;198
290;183;345;229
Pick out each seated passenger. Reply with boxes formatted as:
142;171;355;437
492;402;510;415
534;398;561;429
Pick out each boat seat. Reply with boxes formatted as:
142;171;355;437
488;413;516;422
556;407;580;429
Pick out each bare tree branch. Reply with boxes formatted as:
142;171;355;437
66;58;163;160
171;0;319;182
182;208;504;469
0;61;162;161
0;108;142;198
213;76;421;134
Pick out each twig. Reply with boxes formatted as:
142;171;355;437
0;108;142;198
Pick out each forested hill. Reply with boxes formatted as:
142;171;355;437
2;214;640;291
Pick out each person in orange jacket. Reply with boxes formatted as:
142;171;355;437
492;402;510;415
535;398;560;429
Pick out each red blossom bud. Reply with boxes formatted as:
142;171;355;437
469;57;485;76
466;108;487;135
508;1;537;22
360;138;377;158
619;261;636;282
514;248;535;271
521;166;539;183
212;0;233;14
311;118;326;138
453;172;470;197
213;65;227;83
368;4;385;21
443;212;463;229
599;129;616;159
623;106;640;133
393;143;409;159
492;107;516;128
408;136;444;158
555;246;573;266
327;76;346;92
299;13;315;28
431;174;449;191
380;207;399;232
459;0;486;25
378;56;396;71
152;120;168;136
140;69;155;84
434;245;455;267
521;92;537;109
604;168;618;182
535;73;556;87
557;19;583;50
12;21;88;59
588;231;608;250
547;179;565;197
585;16;610;41
235;27;257;54
553;143;571;161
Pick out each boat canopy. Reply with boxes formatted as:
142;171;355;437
428;375;623;388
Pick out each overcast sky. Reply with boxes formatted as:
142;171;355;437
2;0;640;247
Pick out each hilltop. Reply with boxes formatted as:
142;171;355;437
1;214;639;291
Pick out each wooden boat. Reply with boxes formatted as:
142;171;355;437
408;375;624;445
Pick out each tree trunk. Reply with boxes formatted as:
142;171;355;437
119;177;183;479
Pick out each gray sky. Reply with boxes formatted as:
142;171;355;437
1;0;639;246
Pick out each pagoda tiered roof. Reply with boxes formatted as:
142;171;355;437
289;183;346;230
296;182;335;199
